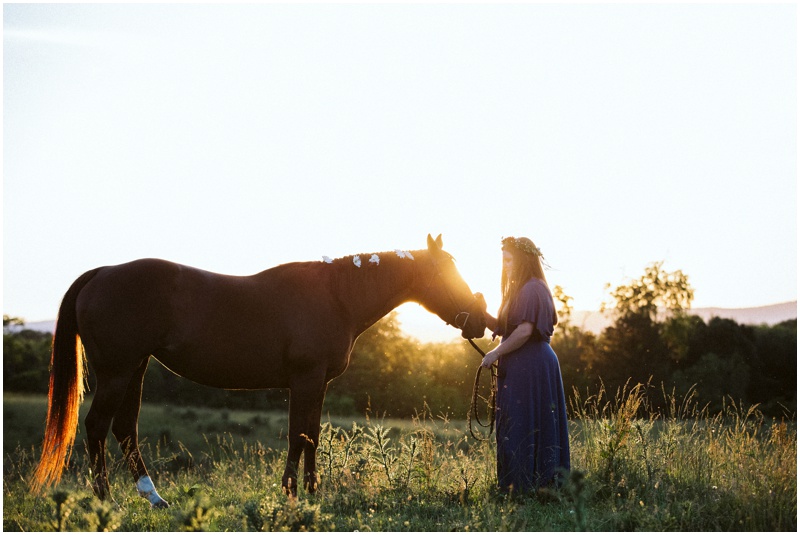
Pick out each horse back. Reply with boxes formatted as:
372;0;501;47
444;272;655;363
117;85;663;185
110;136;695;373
74;259;354;388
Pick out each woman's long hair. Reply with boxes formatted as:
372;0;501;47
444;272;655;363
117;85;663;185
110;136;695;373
498;237;557;334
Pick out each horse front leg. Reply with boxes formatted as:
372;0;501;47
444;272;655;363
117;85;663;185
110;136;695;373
281;436;302;497
282;371;327;497
302;383;328;494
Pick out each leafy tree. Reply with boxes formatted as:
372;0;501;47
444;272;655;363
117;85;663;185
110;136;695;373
3;315;25;327
660;313;706;366
602;261;693;322
672;352;750;413
326;311;483;418
749;319;796;415
3;328;52;393
326;311;416;416
552;286;573;333
590;263;695;397
669;317;756;411
551;286;598;395
593;313;670;396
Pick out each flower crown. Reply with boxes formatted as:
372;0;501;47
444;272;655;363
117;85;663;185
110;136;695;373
502;236;542;257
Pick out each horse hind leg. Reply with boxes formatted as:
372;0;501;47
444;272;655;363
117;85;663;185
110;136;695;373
111;357;169;509
85;371;134;502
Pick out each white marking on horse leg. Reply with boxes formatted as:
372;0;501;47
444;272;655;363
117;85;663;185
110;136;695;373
369;254;380;265
136;475;168;508
353;255;362;267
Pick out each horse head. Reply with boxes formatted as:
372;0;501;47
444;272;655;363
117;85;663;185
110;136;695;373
417;234;487;340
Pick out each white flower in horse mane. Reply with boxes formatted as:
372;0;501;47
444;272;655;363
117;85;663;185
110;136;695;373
353;255;362;268
322;256;333;264
394;249;414;260
369;254;380;265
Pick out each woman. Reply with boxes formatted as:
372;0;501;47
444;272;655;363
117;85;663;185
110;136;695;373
479;236;570;495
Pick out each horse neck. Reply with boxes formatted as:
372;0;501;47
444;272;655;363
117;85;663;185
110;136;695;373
333;250;428;335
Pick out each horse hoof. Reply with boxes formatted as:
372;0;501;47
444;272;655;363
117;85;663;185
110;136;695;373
151;499;170;509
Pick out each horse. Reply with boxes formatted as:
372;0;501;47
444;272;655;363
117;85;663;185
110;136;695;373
31;234;486;507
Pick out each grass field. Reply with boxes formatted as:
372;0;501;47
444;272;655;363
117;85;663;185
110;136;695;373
3;385;796;531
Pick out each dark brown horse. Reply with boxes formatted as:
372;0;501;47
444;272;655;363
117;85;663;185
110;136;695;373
31;234;486;507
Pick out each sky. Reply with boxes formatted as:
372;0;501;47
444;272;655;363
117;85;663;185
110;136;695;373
3;2;797;342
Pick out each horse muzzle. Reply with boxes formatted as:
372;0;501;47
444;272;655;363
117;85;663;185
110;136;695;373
455;311;486;340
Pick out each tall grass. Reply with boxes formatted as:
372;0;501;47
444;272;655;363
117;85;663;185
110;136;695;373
3;386;795;531
569;381;796;530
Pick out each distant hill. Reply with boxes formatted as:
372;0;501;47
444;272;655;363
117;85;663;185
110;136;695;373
5;301;796;339
4;319;56;334
573;301;797;334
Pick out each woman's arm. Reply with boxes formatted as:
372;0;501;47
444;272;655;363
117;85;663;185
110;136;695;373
480;321;534;368
483;311;499;333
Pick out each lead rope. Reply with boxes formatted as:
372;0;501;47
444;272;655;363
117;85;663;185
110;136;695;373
467;339;497;441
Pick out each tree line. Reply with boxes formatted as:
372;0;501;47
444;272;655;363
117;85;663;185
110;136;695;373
552;263;796;417
3;261;796;419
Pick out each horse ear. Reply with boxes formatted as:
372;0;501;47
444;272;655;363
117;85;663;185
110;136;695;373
427;234;443;252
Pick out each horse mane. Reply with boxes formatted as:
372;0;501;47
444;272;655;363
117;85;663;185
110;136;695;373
324;249;429;312
326;248;426;275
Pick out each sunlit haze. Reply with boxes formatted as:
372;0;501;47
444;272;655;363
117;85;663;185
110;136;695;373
3;3;796;342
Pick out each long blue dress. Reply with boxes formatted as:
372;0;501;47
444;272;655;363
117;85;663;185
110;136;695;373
495;278;570;493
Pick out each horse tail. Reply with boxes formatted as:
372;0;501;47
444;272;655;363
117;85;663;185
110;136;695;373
30;268;102;494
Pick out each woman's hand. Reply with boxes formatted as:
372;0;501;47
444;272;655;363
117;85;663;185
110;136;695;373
473;292;487;312
474;292;498;332
481;348;501;368
481;322;534;367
